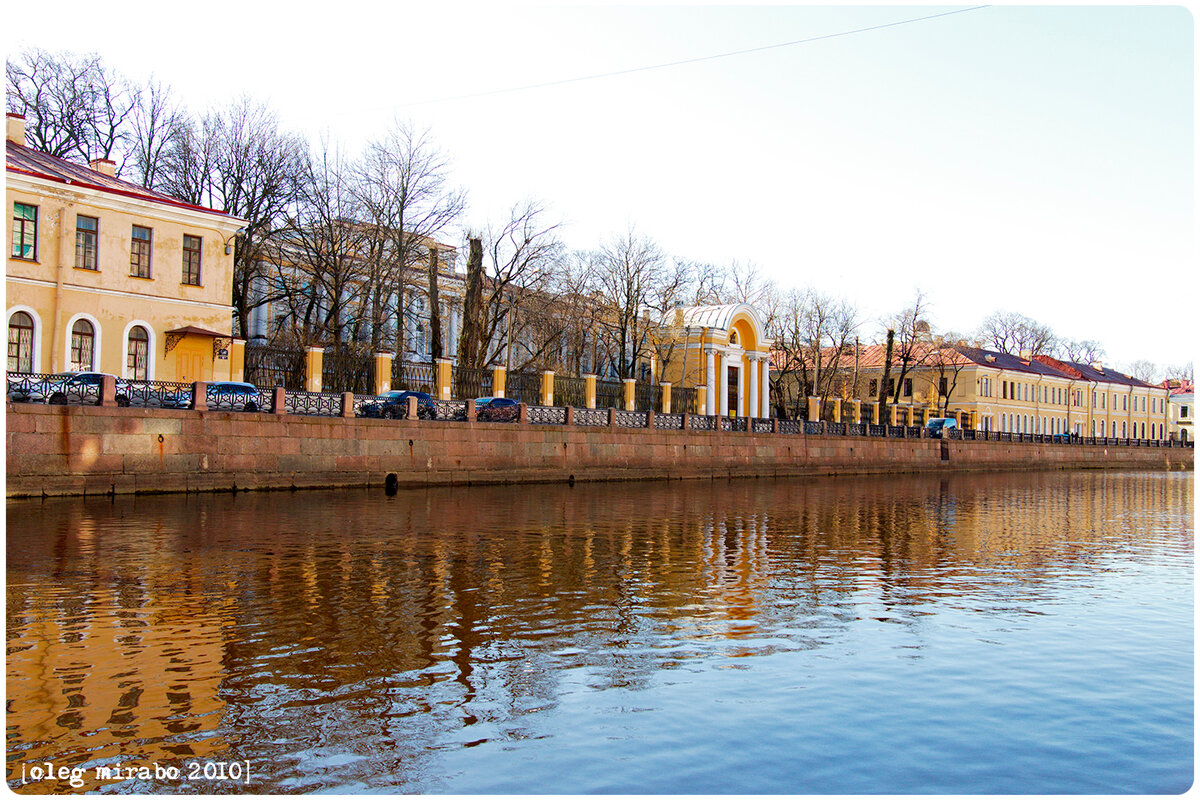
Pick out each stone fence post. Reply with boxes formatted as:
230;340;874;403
305;347;323;393
191;381;207;411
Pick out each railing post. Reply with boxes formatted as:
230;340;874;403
229;338;246;383
374;352;393;395
341;392;355;418
623;378;636;412
305;347;323;393
541;370;555;406
646;408;655;429
661;382;672;414
565;405;575;426
272;387;286;415
681;411;690;431
465;398;477;422
99;374;117;407
608;407;617;428
518;402;529;424
436;358;453;401
192;381;208;411
492;366;507;399
807;397;821;422
406;395;418;420
584;374;597;409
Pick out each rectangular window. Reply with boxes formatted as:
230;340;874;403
75;215;98;270
1122;395;1127;411
130;225;152;278
11;202;38;260
903;378;912;397
182;234;202;285
939;377;948;396
868;379;878;398
1003;382;1008;399
1182;406;1189;419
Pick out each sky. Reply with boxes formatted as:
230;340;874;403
6;2;1195;373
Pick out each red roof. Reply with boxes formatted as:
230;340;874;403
6;140;242;223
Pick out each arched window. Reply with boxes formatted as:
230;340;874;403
8;311;34;373
127;326;149;380
70;319;95;371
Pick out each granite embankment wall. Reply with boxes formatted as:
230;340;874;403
5;403;1193;498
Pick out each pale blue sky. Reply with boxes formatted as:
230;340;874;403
7;3;1194;371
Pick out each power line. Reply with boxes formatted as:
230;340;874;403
397;6;990;108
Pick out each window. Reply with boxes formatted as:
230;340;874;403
903;378;912;397
131;226;152;278
1182;405;1190;419
11;202;38;260
182;234;202;285
1003;382;1008;399
75;215;98;269
70;319;95;371
8;311;34;373
869;379;878;397
127;326;149;380
1122;395;1127;411
939;377;948;396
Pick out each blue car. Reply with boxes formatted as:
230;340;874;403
360;390;436;419
206;381;262;412
925;417;958;438
475;396;519;422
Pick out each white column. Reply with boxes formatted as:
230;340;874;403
718;351;730;416
760;357;771;418
748;355;759;420
705;348;716;416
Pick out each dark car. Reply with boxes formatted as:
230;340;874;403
475;396;519;422
206;381;262;412
8;371;111;405
925;417;958;438
360;390;436;419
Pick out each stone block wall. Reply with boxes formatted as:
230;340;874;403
5;404;1192;498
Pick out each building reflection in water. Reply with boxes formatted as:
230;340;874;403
6;471;1191;792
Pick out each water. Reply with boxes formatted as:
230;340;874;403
5;470;1193;794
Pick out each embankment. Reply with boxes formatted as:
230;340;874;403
5;403;1192;498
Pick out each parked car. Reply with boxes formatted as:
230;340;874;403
7;371;112;405
113;379;192;408
206;381;262;412
475;396;519;422
925;417;958;438
359;390;435;419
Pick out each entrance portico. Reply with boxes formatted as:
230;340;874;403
663;303;772;418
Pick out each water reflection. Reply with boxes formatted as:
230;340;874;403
6;470;1192;793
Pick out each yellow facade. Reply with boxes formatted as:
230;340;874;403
844;345;1171;439
7;115;244;382
656;304;773;418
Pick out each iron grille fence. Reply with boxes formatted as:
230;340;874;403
673;386;698;414
506;370;542;405
634;382;658;412
689;415;717;431
752;419;774;434
453;365;492;400
285;390;342;416
804;420;823;435
847;423;866;436
392;360;436;393
614;410;647;428
828;422;847;436
244;345;306;390
868;423;887;437
432;400;468;421
778;420;802;435
655;412;685;430
322;347;375;395
554;375;586;408
575;408;609;427
118;379;192;409
6;372;100;405
595;379;624;410
529;405;568;425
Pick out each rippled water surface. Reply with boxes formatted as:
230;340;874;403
6;471;1193;794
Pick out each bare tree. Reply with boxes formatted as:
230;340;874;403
1056;338;1106;364
127;79;186;190
767;289;858;419
6;47;138;167
1125;359;1159;384
356;121;465;361
885;291;935;405
977;310;1058;356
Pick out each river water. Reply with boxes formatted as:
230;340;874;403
5;470;1193;794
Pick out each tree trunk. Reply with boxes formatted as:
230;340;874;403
427;247;442;362
457;237;485;369
878;328;894;423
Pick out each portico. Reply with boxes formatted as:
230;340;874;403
662;303;772;418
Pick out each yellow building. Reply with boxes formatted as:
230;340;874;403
835;340;1171;440
6;113;244;382
656;303;773;417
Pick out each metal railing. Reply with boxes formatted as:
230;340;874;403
322;348;375;395
244;344;306;390
554;375;586;409
392;360;436;394
505;370;542;405
452;365;492;400
10;376;1189;451
595;379;624;410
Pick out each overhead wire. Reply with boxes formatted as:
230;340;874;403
394;5;990;109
